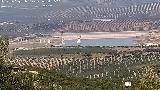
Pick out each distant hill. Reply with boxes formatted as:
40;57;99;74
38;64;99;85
0;0;160;23
0;0;160;35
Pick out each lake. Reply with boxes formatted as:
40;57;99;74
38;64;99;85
64;38;136;46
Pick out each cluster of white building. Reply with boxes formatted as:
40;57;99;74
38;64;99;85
1;0;61;3
9;34;62;50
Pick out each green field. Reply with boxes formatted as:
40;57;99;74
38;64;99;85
13;46;117;56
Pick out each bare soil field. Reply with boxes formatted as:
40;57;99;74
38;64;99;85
53;31;148;40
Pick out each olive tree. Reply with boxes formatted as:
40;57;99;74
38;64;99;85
138;66;160;90
0;36;9;65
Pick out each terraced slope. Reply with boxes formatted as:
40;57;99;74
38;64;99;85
1;0;160;23
49;2;160;22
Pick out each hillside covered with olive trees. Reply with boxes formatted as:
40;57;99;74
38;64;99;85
1;36;160;89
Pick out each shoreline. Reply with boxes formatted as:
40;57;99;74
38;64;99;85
52;31;148;40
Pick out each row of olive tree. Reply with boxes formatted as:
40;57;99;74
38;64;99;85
1;36;160;90
0;36;9;65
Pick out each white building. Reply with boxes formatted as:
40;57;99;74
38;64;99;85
145;43;158;46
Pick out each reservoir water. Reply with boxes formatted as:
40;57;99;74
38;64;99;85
64;38;135;46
